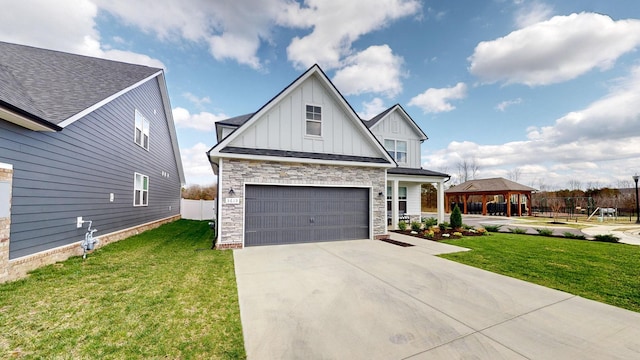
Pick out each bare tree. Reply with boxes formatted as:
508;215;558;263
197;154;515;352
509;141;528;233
181;184;218;200
617;179;632;189
507;168;522;182
457;157;479;183
568;179;582;191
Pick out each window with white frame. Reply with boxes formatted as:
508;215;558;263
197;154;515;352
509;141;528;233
134;173;149;206
135;109;150;150
384;139;407;163
386;186;407;214
305;105;322;136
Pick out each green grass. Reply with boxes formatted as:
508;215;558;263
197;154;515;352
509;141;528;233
440;233;640;313
0;220;245;359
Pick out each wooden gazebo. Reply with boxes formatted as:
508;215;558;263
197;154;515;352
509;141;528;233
445;178;536;217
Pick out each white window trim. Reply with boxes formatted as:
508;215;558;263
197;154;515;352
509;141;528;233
384;139;408;164
133;172;149;207
134;109;150;151
305;104;322;137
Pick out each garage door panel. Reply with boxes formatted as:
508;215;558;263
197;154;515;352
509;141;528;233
245;185;369;246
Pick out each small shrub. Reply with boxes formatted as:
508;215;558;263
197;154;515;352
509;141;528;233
483;224;502;232
424;230;434;239
593;234;620;243
452;231;463;237
431;226;441;233
476;227;487;235
450;205;463;229
563;232;586;240
410;221;422;232
535;228;553;236
509;227;528;234
439;221;451;231
422;217;438;227
398;221;407;231
462;224;475;230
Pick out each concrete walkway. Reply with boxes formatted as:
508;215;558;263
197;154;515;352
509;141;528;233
234;235;640;359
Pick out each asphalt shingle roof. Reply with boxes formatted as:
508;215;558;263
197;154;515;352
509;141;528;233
387;167;450;177
220;146;390;164
0;41;160;127
445;177;537;193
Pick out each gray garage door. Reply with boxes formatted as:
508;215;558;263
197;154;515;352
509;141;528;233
245;185;369;246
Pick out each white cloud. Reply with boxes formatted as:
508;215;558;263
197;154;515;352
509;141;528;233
423;66;640;188
408;83;467;113
180;142;216;186
332;45;404;97
468;13;640;86
495;98;523;111
94;0;291;70
358;98;387;120
283;0;421;70
514;1;553;28
183;92;212;109
0;0;165;68
172;107;228;132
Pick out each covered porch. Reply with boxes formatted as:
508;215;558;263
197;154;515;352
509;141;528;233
445;178;536;217
387;168;449;230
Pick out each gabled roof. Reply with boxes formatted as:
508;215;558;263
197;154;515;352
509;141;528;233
208;64;395;167
364;104;428;141
0;41;160;131
446;177;537;193
0;41;185;185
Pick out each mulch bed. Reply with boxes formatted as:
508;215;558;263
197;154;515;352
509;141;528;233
379;238;414;247
392;228;485;241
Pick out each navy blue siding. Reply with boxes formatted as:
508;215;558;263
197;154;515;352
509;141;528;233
0;78;181;259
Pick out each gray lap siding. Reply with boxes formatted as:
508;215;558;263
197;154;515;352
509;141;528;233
217;158;387;248
0;78;181;259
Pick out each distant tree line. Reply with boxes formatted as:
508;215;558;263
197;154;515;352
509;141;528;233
181;184;217;200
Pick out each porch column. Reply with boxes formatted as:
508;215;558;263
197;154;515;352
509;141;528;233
482;194;487;215
437;181;445;224
506;192;512;217
517;193;522;216
462;194;468;214
392;179;399;229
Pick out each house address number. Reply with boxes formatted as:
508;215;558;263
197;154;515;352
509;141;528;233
225;197;240;204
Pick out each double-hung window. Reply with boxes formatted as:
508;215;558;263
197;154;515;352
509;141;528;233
305;105;322;136
134;173;149;206
135;110;150;150
384;139;407;164
386;186;408;214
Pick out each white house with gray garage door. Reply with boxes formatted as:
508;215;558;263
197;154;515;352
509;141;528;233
207;65;448;249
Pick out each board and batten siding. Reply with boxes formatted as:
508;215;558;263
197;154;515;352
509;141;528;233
0;77;181;259
370;111;423;168
229;74;380;158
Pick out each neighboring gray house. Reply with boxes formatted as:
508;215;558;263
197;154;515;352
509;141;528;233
208;65;448;249
0;42;184;282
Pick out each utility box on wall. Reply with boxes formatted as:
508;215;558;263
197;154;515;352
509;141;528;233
0;181;10;218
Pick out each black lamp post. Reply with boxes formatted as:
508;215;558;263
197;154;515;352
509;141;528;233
634;174;640;224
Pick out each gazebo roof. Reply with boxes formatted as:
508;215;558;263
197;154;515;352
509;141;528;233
445;177;536;194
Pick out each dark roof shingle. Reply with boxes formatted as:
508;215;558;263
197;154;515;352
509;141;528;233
0;41;160;127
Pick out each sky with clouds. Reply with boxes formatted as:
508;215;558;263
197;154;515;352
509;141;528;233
1;0;640;190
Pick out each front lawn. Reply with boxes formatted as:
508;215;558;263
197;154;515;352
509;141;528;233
440;233;640;313
0;220;245;359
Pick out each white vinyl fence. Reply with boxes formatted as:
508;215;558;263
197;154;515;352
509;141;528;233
180;199;216;220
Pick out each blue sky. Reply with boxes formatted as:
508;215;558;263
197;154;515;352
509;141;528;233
2;0;640;190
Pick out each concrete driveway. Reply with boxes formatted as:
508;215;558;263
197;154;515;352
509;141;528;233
234;234;640;359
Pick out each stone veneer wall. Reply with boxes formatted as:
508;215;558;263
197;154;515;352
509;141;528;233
0;163;12;281
1;214;180;283
217;158;388;249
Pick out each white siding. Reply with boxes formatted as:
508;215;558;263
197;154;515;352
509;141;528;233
369;110;424;168
404;183;422;215
229;74;380;158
